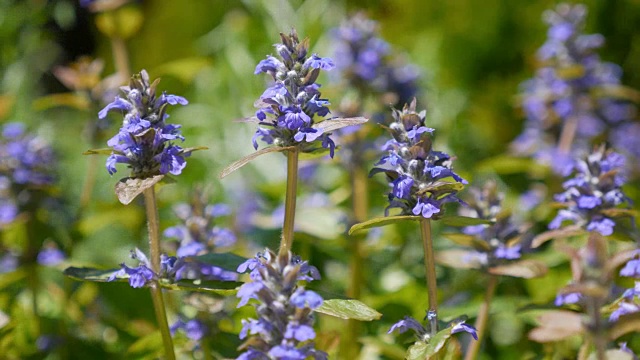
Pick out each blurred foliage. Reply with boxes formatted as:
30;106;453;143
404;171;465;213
0;0;639;359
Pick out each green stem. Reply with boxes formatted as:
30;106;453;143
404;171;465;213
587;296;606;360
420;218;438;336
79;153;99;211
25;219;40;337
143;186;176;360
279;148;299;256
464;275;498;360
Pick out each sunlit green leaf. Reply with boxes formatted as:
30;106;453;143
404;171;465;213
315;299;382;321
161;280;241;296
153;57;212;83
33;93;90;111
442;233;491;250
63;267;120;282
83;148;114;156
219;146;296;179
488;260;548;279
349;215;420;235
406;341;428;360
477;155;548;176
424;327;454;358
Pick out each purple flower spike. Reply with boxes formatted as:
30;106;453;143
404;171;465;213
236;249;327;359
102;70;190;178
513;3;640;170
549;146;629;236
250;30;338;158
371;99;465;220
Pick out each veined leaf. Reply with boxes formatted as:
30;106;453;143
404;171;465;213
488;260;548;279
609;312;640;340
219;146;296;179
193;253;248;272
442;233;491;251
440;215;493;227
424;327;455;358
115;175;164;205
349;215;420;235
531;225;585;248
64;267;120;282
528;310;583;343
312;117;368;133
436;249;485;270
315;298;381;321
161;280;241;296
406;341;428;360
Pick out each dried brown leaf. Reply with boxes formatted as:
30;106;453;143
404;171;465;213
312;117;368;133
115;175;164;205
488;259;548;279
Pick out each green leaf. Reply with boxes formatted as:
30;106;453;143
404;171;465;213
424;327;454;358
406;341;428;360
193;252;248;272
126;330;162;358
63;267;120;282
161;279;241;296
33;93;90;111
349;215;420;235
528;310;583;343
83;148;114;156
436;249;484;269
440;215;493;227
312;116;368;132
115;175;164;205
488;260;548;279
219;146;296;179
442;233;491;251
315;299;382;321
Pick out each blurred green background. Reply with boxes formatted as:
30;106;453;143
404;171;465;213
1;0;640;358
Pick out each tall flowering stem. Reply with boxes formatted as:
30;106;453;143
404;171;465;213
143;186;175;359
420;218;438;336
280;148;299;255
464;275;498;360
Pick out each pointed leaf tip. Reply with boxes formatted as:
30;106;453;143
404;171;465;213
219;146;296;179
348;215;421;235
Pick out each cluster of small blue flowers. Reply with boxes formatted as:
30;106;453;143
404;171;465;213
457;182;526;267
252;29;337;157
371;99;466;219
236;249;327;360
610;254;640;322
512;3;640;173
549;145;629;236
0;122;56;225
163;193;236;258
100;70;191;178
388;315;477;341
108;247;237;288
332;12;420;106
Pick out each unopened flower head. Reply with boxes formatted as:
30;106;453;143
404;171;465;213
458;181;526;266
332;12;419;106
512;3;639;171
100;70;192;178
236;249;327;360
549;145;629;236
252;29;338;158
0;122;56;225
371;99;466;219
